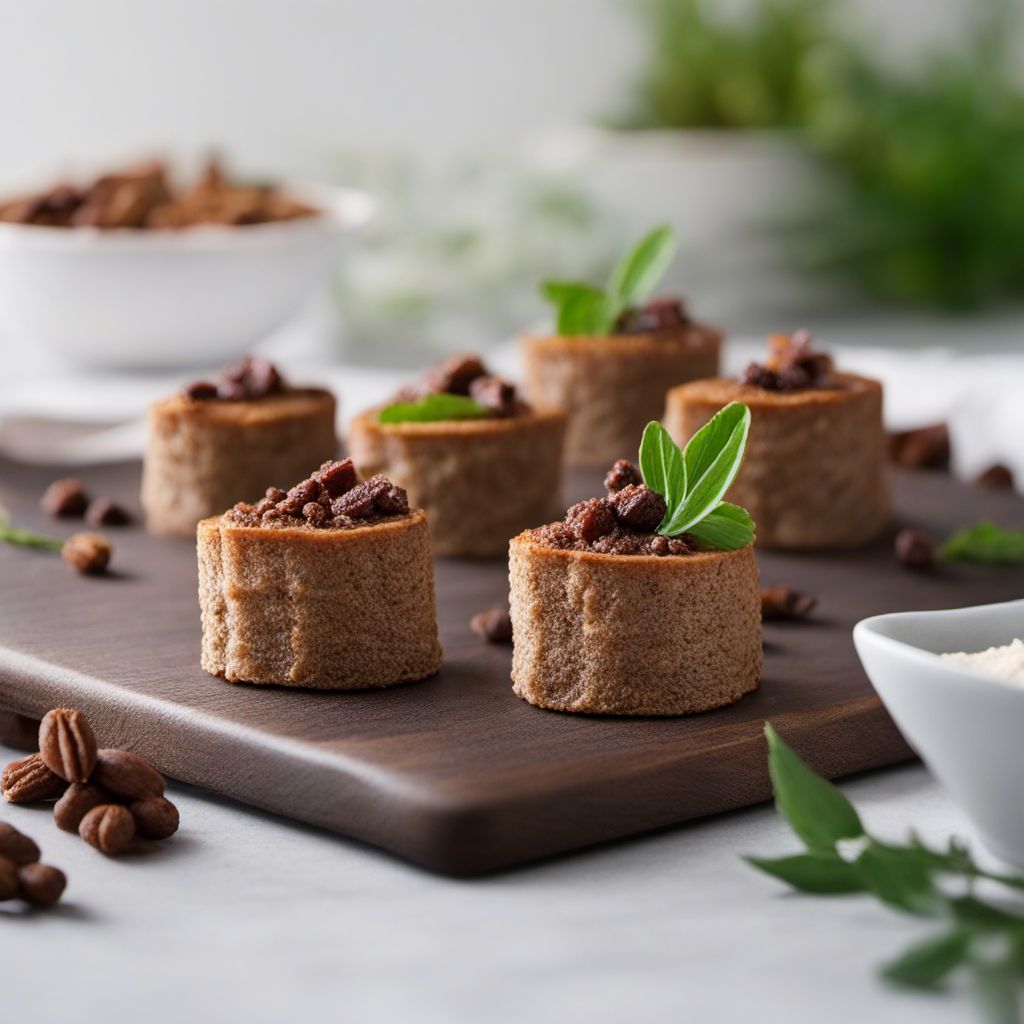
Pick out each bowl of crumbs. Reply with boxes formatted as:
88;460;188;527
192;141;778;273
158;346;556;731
0;156;373;369
854;598;1024;868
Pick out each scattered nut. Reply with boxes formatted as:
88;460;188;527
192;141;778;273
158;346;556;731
38;708;98;783
0;855;18;900
1;754;67;804
761;585;817;621
471;607;513;645
17;862;66;907
40;478;88;518
53;783;111;833
85;497;132;527
0;822;39;865
79;804;136;856
974;464;1015;491
61;532;111;575
91;749;165;800
895;527;936;571
129;796;180;841
888;424;951;471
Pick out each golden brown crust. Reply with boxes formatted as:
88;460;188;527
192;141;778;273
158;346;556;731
348;406;567;558
142;388;338;537
521;324;721;467
509;534;761;715
197;510;442;689
663;373;888;550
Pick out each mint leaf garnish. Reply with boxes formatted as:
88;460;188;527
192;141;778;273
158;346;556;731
540;224;677;336
748;722;1024;1022
637;405;754;549
378;394;491;424
941;522;1024;564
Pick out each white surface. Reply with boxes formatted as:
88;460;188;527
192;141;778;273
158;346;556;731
0;744;986;1024
856;599;1024;870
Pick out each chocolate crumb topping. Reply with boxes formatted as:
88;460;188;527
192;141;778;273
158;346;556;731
604;459;643;492
182;355;285;402
741;330;835;392
224;459;410;529
614;297;689;335
394;354;521;417
608;484;666;532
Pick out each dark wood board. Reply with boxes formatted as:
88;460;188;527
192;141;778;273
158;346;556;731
1;456;1022;876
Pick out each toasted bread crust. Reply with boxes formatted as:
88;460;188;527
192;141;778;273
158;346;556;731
509;534;761;715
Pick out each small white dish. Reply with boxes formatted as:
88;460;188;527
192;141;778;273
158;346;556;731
0;183;374;371
854;598;1024;868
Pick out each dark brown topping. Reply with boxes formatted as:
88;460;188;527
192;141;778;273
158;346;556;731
1;754;67;804
183;355;285;402
394;354;520;417
566;498;617;543
17;862;67;907
469;375;518;416
614;297;689;335
608;485;666;532
41;478;88;518
741;330;835;392
39;708;98;784
974;463;1015;490
532;520;693;556
761;585;817;621
333;475;410;519
61;533;112;575
423;354;488;396
79;804;136;856
471;607;514;645
604;459;643;492
85;497;132;527
0;822;40;865
887;423;951;471
895;527;936;571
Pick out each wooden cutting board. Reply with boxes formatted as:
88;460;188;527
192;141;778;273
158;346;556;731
1;457;1021;875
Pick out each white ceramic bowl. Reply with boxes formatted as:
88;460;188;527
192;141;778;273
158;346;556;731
854;598;1024;867
0;183;374;370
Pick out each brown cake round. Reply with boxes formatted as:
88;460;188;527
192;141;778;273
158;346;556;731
142;358;337;537
349;354;567;558
510;534;761;716
663;336;888;550
521;321;720;468
198;461;442;689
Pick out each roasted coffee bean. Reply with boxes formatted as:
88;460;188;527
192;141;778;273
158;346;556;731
614;297;688;334
61;533;111;575
470;607;513;645
85;497;132;527
39;708;98;783
0;855;18;900
40;478;88;518
974;463;1015;490
609;485;667;532
91;749;165;800
0;822;40;865
17;863;66;907
2;754;67;804
566;498;616;543
604;459;643;493
895;528;936;571
469;375;516;416
888;424;951;471
53;783;111;833
761;584;817;621
129;796;180;841
182;379;218;400
79;804;136;855
313;458;358;498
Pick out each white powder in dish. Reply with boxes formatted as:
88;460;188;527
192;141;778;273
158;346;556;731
941;638;1024;683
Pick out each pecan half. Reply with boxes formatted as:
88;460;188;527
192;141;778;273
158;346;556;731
39;708;98;783
1;754;67;804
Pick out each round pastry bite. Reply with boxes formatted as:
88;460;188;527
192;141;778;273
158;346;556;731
348;354;567;558
510;407;762;716
663;330;889;551
522;225;721;468
198;459;442;690
141;356;338;537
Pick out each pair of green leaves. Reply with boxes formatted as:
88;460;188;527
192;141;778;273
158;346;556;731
638;402;754;549
748;723;1024;1023
540;224;678;335
378;393;490;425
942;522;1024;565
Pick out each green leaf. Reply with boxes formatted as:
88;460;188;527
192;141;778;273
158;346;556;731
686;501;754;550
764;723;864;854
378;393;491;424
638;420;687;526
0;523;63;552
881;929;971;990
855;842;941;915
662;402;751;536
971;959;1020;1024
606;224;678;308
540;281;618;336
745;852;864;893
941;522;1024;565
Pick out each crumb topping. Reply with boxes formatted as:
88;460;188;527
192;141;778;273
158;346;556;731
741;330;836;392
394;354;522;417
613;297;690;335
182;356;285;402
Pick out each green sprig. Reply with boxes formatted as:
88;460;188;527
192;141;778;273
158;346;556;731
0;523;63;552
378;393;491;424
942;522;1024;565
748;723;1024;1023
